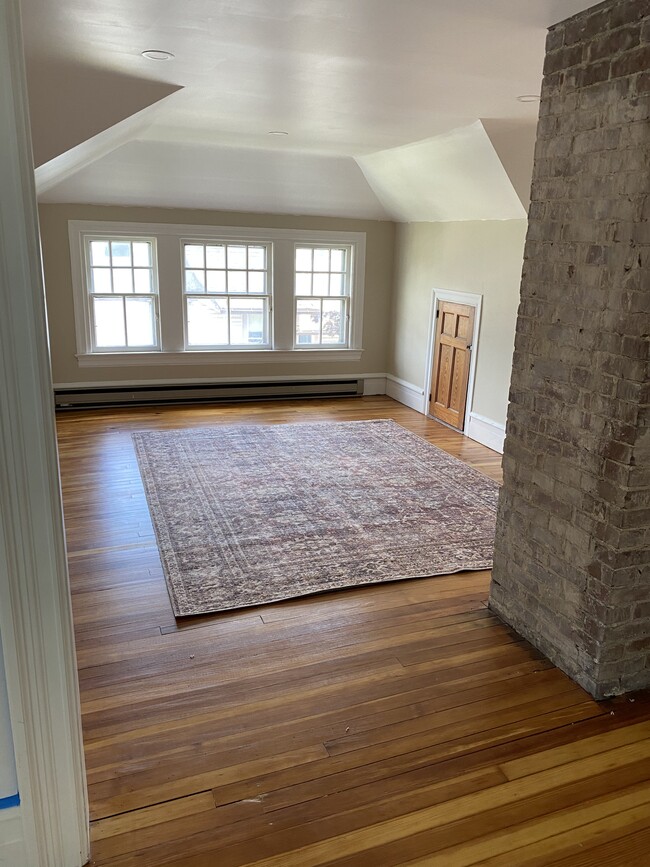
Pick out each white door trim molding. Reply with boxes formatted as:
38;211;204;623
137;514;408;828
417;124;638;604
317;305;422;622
0;2;89;865
423;289;483;430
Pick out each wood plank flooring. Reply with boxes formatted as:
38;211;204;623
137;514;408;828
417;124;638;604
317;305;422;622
56;396;650;866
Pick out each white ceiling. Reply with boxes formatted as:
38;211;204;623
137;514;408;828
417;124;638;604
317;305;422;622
23;0;596;220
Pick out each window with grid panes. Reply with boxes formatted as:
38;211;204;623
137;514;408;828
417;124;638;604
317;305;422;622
294;246;350;347
86;237;158;350
70;221;365;362
183;241;270;348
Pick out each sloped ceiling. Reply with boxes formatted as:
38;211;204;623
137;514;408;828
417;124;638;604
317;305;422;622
27;60;182;167
357;122;527;223
23;0;597;222
38;140;390;219
481;118;539;211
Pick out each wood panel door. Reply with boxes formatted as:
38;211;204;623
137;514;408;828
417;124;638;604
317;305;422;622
429;300;475;431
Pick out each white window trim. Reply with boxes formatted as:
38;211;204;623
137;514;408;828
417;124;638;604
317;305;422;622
75;349;363;367
68;221;366;365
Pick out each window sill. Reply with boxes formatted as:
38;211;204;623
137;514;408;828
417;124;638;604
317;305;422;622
76;349;363;367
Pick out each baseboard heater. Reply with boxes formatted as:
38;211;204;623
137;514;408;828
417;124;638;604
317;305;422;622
54;378;363;409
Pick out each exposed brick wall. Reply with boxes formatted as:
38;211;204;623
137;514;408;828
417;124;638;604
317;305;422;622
489;0;650;700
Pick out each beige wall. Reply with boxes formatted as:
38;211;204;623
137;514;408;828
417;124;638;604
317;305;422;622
390;220;526;426
39;203;395;386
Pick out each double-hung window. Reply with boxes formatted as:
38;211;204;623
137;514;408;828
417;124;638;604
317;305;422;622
182;241;270;348
70;221;365;364
85;236;158;351
295;246;350;347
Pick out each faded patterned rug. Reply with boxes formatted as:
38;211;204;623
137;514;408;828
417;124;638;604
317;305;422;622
133;419;499;617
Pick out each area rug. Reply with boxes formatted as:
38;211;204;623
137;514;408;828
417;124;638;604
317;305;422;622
132;419;500;616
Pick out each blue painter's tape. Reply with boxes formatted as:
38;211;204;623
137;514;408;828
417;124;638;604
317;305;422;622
0;793;20;809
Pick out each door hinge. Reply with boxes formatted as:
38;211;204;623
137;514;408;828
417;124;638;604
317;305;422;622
429;393;432;402
436;309;440;318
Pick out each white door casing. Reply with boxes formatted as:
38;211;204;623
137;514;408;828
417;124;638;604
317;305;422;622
0;1;89;864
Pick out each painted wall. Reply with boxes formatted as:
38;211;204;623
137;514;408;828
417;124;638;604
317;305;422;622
38;203;395;387
0;628;18;804
389;220;527;427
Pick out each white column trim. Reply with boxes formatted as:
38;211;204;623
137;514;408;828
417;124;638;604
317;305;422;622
423;288;483;428
0;2;89;865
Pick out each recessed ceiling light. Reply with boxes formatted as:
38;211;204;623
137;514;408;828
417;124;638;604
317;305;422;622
141;50;175;61
516;94;541;103
268;130;289;136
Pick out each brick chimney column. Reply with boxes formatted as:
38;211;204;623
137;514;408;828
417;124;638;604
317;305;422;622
489;0;650;699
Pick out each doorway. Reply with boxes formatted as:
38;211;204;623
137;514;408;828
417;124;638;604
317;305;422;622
425;290;482;432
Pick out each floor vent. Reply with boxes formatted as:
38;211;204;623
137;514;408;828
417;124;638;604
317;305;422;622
54;379;363;409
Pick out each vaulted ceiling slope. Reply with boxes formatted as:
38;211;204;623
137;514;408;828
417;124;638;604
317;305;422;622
24;0;596;221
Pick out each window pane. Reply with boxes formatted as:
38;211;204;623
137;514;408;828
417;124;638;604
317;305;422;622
295;248;312;271
227;271;247;294
230;297;264;345
185;244;204;268
296;298;321;345
313;249;330;272
187;297;228;346
329;273;344;296
185;269;206;293
94;297;125;347
91;268;112;293
248;246;266;270
111;241;131;267
125;297;156;347
132;242;151;267
206;245;225;269
113;269;133;293
133;268;153;293
248;271;265;294
227;245;246;269
330;248;345;272
90;241;110;267
313;273;329;296
322;298;344;344
206;270;227;293
295;273;311;295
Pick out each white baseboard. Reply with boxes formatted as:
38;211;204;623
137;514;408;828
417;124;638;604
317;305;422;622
385;375;425;413
0;810;25;867
362;376;387;396
466;412;506;454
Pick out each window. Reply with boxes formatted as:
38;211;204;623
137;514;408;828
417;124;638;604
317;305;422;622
69;221;365;365
85;237;158;351
183;242;270;348
295;246;350;347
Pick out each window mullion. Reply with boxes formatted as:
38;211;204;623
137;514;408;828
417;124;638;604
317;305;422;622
272;240;294;350
157;236;182;351
121;295;128;347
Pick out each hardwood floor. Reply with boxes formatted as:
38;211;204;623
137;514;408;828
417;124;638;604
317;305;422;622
56;396;650;866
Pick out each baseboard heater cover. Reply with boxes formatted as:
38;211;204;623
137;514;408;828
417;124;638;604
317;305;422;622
54;379;363;409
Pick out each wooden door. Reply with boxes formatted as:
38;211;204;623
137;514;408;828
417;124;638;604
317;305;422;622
428;300;475;431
